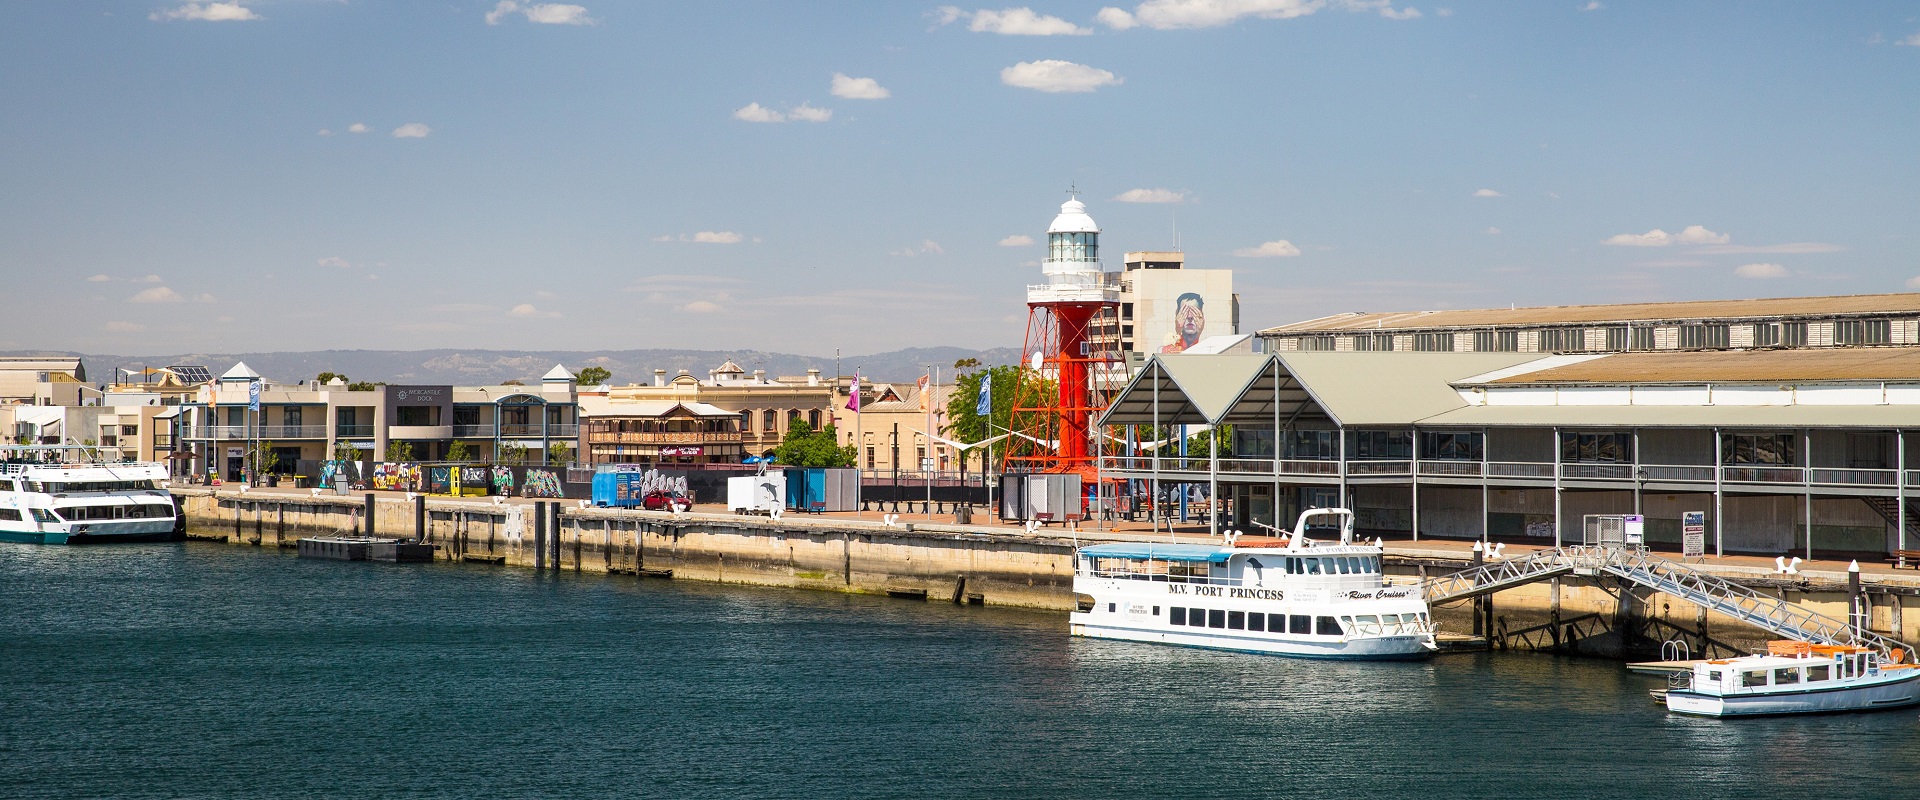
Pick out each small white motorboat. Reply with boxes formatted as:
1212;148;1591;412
1659;641;1920;717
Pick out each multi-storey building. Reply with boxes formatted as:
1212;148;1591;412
1088;251;1242;367
578;362;835;467
1261;293;1920;354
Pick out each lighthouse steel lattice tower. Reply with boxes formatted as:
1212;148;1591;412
1004;196;1121;478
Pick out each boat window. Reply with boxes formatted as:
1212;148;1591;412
1315;616;1342;636
1108;603;1116;613
1773;668;1800;685
1806;665;1828;681
1290;614;1311;634
1369;556;1382;573
1740;670;1769;688
1857;655;1869;676
1227;611;1245;630
1169;607;1187;625
1707;670;1723;683
1356;615;1380;635
1285;558;1300;574
32;508;60;523
1306;559;1323;575
1208;609;1226;629
0;509;19;521
1339;558;1354;574
1248;612;1265;632
1152;606;1160;616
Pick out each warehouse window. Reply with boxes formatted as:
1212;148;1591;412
1298;335;1337;352
1413;333;1454;352
1605;326;1629;352
1834;319;1890;346
1723;433;1799;466
1630;326;1657;351
1560;432;1634;463
1473;330;1519;352
1541;328;1586;352
1678;324;1730;349
1752;323;1781;347
1783;322;1809;347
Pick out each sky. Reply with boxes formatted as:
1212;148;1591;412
4;1;1919;356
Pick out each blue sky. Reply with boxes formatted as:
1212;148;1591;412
4;1;1918;356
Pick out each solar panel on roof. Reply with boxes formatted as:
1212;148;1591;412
166;365;213;384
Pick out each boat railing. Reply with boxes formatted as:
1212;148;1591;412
1668;671;1693;691
1082;569;1241;587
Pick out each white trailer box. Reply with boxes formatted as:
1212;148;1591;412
728;472;786;515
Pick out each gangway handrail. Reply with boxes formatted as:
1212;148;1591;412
1418;545;1913;663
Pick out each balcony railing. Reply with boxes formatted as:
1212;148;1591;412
1418;461;1482;477
587;431;740;445
336;425;374;437
1348;460;1411;476
1722;466;1805;484
1489;462;1554;478
187;425;328;439
1642;465;1714;482
1562;463;1636;480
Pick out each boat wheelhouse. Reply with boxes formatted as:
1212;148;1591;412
1069;508;1436;660
1660;641;1920;717
0;446;177;545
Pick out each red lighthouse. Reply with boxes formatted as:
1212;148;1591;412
1004;195;1121;479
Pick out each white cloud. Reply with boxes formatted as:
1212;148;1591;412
140;274;163;283
507;303;563;318
1602;228;1673;247
1580;1;1603;10
1113;188;1186;203
657;231;746;244
788;103;833;122
104;321;145;333
946;7;1092;35
1095;7;1137;28
348;123;368;134
1101;0;1322;30
317;129;333;136
1472;188;1503;197
86;274;111;283
487;2;595;25
392;123;431;138
524;4;593;24
1906;276;1920;289
1734;262;1788;279
129;287;184;304
682;300;724;313
318;256;352;269
1435;6;1452;15
1672;225;1729;244
831;73;891;100
150;2;258;22
1234;240;1302;257
1000;60;1122;93
1899;32;1920;47
733;103;785;123
1380;6;1421;20
999;234;1036;246
890;240;945;257
1693;242;1845;255
192;292;216;303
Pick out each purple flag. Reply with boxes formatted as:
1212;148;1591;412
846;373;861;413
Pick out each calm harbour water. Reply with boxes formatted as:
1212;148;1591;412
3;540;1917;799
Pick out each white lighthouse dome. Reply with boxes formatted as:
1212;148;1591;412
1047;199;1100;234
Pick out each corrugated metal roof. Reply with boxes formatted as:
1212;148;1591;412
1422;404;1920;429
1276;352;1542;426
1479;348;1920;384
1260;292;1920;334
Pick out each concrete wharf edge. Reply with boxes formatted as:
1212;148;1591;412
173;488;1920;660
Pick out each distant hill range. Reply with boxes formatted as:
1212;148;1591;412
2;347;1022;387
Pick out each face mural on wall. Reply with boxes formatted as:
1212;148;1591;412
1160;292;1206;353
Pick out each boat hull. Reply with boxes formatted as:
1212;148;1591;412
1666;672;1920;717
1071;619;1435;661
0;519;179;545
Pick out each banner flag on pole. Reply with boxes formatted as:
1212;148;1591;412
248;380;261;411
975;376;991;417
846;373;861;413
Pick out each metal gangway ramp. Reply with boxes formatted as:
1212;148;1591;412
1420;545;1912;662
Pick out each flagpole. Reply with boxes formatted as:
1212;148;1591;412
853;367;862;518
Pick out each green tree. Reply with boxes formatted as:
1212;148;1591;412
385;440;414;462
501;379;526;386
332;439;364;462
498;441;529;464
548;442;572;466
772;422;856;467
251;440;281;475
575;366;611;385
446;439;473;462
315;371;347;384
346;380;379;391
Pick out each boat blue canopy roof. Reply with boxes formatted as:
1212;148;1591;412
1078;543;1232;563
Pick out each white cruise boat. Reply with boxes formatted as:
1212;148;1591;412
1069;508;1437;660
0;446;178;545
1660;641;1920;717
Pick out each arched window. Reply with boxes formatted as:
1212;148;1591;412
739;410;752;432
762;409;775;431
808;409;822;429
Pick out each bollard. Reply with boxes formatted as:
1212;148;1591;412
364;493;376;537
550;502;563;571
534;501;547;570
414;494;426;543
1471;541;1485;639
1849;559;1863;636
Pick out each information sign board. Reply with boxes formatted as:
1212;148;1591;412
1683;511;1707;558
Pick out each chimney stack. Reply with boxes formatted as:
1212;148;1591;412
806;368;821;387
654;369;667;387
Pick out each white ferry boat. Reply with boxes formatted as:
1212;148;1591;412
1660;641;1920;717
0;446;178;545
1069;508;1437;660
